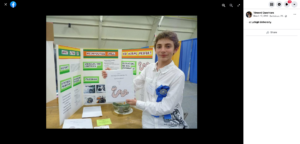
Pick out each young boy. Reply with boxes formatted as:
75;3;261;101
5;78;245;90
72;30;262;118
102;31;189;128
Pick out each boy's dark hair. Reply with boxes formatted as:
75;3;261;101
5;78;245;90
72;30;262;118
154;31;179;50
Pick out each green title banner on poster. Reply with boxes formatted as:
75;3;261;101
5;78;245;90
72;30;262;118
60;78;72;93
59;49;81;57
83;49;118;59
83;76;99;83
121;61;136;75
59;64;70;75
83;62;103;71
73;75;81;87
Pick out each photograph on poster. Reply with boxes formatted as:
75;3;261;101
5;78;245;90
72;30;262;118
84;85;95;94
84;95;95;104
96;95;106;103
96;84;105;93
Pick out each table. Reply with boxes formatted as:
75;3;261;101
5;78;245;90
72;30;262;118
46;98;143;128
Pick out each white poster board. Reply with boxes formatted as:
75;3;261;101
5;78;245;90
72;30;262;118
55;46;155;126
81;49;122;105
56;45;83;126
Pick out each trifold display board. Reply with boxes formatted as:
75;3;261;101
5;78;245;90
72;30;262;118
56;45;155;126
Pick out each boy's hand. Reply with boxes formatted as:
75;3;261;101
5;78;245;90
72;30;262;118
126;98;137;106
102;67;111;79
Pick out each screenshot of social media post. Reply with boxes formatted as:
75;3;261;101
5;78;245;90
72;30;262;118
244;1;300;144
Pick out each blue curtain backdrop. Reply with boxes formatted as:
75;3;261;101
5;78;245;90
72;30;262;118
189;38;197;83
178;39;193;81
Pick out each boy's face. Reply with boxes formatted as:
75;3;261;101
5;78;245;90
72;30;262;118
155;38;178;62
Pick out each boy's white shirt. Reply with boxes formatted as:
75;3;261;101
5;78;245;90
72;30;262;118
134;61;189;128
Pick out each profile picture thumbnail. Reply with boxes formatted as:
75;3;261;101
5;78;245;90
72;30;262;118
246;11;252;18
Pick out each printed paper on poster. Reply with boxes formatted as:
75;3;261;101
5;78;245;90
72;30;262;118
105;69;134;102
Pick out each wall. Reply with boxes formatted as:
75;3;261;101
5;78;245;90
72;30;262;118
46;16;197;49
47;41;57;103
190;28;197;39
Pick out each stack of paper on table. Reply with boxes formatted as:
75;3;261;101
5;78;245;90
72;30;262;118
94;125;110;129
62;119;93;129
82;106;102;118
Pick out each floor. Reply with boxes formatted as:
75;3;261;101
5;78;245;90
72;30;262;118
182;81;197;129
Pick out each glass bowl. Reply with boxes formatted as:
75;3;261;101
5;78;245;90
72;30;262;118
112;102;131;113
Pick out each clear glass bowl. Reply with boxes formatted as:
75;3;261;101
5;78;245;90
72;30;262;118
112;102;131;113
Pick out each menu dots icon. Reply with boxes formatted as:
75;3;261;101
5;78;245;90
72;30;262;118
292;1;297;7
